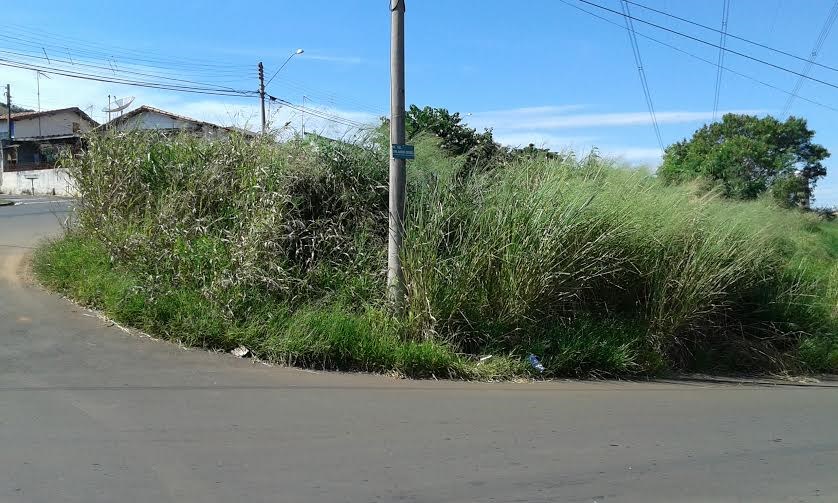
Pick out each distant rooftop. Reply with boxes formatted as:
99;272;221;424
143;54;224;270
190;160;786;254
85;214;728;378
0;107;99;127
105;105;256;136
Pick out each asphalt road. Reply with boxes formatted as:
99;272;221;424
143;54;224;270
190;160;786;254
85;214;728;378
1;196;836;503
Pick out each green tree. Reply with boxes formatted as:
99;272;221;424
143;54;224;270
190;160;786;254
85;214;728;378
405;105;508;176
406;105;496;156
0;104;34;114
659;114;829;206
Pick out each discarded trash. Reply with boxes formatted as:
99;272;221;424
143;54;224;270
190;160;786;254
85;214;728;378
231;345;250;358
527;354;545;373
477;355;493;366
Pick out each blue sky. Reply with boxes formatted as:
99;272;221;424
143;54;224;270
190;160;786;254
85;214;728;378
3;0;837;206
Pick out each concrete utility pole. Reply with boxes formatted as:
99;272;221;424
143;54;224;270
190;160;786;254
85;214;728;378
5;84;11;141
2;84;10;172
258;62;266;134
387;0;407;307
301;95;307;136
36;72;42;136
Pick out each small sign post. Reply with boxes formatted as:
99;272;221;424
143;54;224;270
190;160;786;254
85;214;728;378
391;143;415;160
24;174;38;195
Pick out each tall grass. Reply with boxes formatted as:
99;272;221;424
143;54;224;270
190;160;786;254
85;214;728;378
38;130;837;377
403;154;836;371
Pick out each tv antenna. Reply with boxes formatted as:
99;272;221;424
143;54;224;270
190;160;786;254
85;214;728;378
102;95;135;122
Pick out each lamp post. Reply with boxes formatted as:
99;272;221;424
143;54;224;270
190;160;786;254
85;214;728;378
266;48;304;88
260;49;304;134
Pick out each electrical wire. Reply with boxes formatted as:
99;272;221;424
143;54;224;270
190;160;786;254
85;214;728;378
0;33;250;82
270;79;385;118
0;47;246;93
576;0;838;91
556;0;838;112
267;94;372;129
781;0;838;116
625;0;838;75
4;23;251;71
1;23;386;126
0;58;256;98
1;32;383;123
620;0;664;151
280;103;370;130
712;0;731;121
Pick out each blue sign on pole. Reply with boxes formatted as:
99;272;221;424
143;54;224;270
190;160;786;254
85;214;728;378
392;144;415;160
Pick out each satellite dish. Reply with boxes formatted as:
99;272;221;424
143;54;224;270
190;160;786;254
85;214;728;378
101;96;135;113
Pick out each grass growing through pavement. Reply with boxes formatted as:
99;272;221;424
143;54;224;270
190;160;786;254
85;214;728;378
32;131;838;378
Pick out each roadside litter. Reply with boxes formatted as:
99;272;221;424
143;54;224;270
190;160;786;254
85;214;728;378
527;354;545;373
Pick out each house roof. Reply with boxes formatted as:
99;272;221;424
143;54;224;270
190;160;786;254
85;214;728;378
0;107;99;127
105;105;256;136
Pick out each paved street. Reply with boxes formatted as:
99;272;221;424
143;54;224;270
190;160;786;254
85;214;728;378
1;197;836;503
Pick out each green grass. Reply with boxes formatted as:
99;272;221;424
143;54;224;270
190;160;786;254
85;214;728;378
0;199;13;206
32;131;838;378
33;234;471;378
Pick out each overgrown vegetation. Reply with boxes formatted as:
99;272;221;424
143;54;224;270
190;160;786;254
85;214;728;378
33;126;838;378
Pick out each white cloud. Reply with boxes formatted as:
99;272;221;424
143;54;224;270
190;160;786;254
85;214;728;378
467;104;769;170
209;47;365;65
473;105;588;120
470;106;766;130
301;54;364;65
492;131;597;150
601;147;663;165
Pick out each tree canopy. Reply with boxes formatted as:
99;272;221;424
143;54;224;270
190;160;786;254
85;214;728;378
405;105;554;169
659;114;829;207
0;104;34;115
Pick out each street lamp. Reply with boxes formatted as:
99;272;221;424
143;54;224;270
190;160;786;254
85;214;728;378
260;49;304;134
266;48;304;87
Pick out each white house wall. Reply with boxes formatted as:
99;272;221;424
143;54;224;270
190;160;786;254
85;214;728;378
1;167;75;196
0;110;95;138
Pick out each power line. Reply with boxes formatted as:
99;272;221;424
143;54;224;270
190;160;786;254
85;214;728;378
0;33;250;81
575;0;838;91
0;47;246;93
620;0;664;151
2;33;382;121
1;24;384;122
712;0;731;121
4;41;382;125
624;0;838;74
556;0;838;113
0;34;252;90
271;99;364;129
3;23;251;71
0;58;256;98
271;79;385;118
267;94;372;129
781;0;838;116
